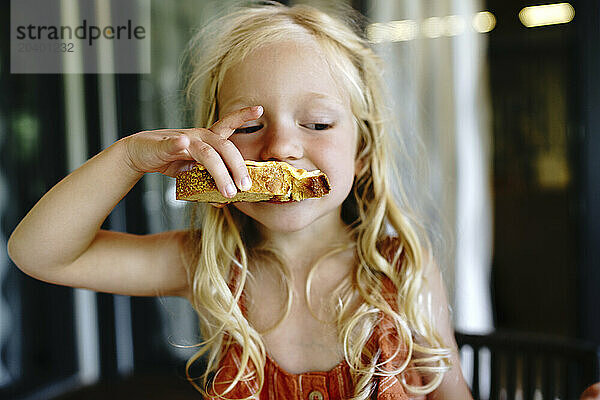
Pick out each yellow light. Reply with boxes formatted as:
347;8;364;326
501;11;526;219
388;20;418;42
366;11;495;43
366;22;388;43
422;16;443;38
519;3;575;28
472;11;496;33
443;15;466;36
366;20;417;43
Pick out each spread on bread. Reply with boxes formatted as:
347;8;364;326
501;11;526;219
175;160;331;203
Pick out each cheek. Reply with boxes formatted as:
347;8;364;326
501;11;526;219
229;135;260;159
330;160;356;189
319;146;356;195
320;131;357;171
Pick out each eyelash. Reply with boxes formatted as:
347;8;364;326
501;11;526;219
304;123;332;131
233;125;262;134
233;123;333;134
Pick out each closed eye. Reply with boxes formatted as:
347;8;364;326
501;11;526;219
303;123;332;131
233;125;263;134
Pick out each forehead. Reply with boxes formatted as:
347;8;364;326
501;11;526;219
218;40;351;111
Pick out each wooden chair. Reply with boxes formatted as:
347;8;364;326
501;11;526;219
455;331;600;400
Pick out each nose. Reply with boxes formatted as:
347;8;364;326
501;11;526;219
259;122;304;162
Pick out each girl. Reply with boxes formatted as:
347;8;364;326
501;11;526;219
8;2;473;399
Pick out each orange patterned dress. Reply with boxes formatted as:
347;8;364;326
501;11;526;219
206;236;425;400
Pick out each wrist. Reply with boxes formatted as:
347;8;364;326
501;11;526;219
111;137;146;181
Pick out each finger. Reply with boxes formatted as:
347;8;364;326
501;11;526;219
203;136;252;191
209;105;263;138
186;138;238;199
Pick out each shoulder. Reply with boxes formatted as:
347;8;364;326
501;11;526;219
374;236;473;398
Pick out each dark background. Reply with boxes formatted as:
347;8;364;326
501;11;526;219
484;0;599;343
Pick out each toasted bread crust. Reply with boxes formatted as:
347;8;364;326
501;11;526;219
175;161;330;203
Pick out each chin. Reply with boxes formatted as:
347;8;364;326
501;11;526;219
233;198;334;233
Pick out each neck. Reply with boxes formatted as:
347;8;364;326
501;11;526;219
256;209;354;269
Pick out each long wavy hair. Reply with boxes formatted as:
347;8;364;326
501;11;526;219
178;2;451;399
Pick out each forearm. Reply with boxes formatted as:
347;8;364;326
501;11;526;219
7;138;144;276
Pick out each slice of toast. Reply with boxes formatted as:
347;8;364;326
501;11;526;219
175;160;331;203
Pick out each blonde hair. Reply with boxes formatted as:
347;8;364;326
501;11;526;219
179;1;451;398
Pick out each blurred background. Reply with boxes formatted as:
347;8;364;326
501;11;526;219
1;0;599;399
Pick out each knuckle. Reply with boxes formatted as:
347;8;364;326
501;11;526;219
191;127;208;136
214;137;235;150
170;130;186;138
183;128;204;140
210;136;225;145
195;141;216;159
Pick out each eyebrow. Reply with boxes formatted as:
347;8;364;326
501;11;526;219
303;100;346;118
220;95;260;108
220;92;345;112
301;92;343;103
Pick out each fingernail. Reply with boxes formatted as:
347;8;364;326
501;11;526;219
241;176;252;191
225;183;237;198
252;105;263;114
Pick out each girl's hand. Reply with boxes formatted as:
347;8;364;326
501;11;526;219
122;105;263;199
